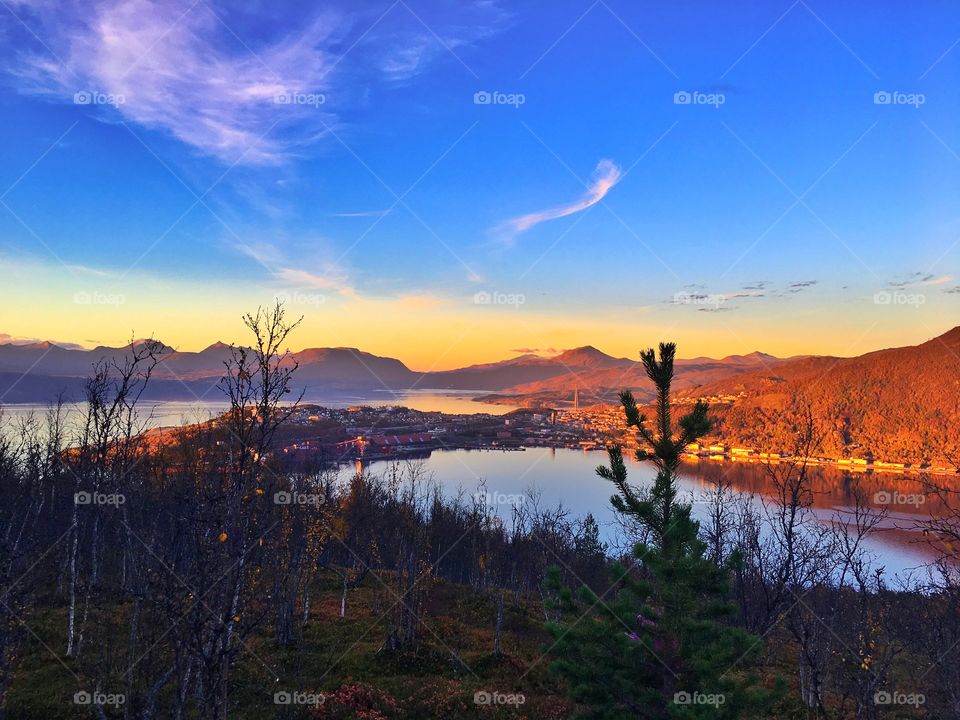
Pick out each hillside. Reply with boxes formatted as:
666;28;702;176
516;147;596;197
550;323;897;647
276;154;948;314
678;327;960;464
489;351;797;406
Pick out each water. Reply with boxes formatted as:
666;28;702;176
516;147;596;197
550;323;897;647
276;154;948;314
359;447;938;582
0;391;510;430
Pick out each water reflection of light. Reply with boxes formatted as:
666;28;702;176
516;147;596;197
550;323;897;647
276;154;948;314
355;447;940;582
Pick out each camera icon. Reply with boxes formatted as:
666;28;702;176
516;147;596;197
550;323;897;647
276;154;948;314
73;91;92;105
873;91;891;105
473;291;492;305
74;691;91;705
473;690;492;705
874;690;892;705
274;92;291;105
74;491;92;505
473;90;492;105
873;291;892;305
673;691;692;705
273;491;292;505
274;691;292;705
873;491;891;504
673;91;691;105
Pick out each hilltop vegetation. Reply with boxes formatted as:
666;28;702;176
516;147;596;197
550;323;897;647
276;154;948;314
682;327;960;464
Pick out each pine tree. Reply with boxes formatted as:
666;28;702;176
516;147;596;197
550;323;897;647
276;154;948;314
545;342;779;718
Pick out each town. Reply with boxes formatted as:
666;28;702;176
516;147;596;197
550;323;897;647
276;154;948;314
226;402;959;476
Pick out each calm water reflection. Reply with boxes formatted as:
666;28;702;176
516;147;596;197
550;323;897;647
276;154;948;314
0;391;509;430
363;447;939;581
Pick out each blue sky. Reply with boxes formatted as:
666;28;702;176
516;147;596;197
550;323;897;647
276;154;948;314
0;0;959;367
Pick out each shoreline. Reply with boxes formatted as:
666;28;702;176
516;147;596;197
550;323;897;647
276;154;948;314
678;449;958;477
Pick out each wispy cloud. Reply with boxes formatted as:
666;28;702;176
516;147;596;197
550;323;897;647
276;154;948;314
375;3;512;82
510;347;555;355
889;272;953;289
230;238;355;296
275;268;355;295
787;280;817;293
497;159;622;238
9;0;344;164
6;0;508;165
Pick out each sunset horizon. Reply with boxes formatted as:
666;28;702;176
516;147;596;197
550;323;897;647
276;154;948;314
2;1;958;371
2;316;959;373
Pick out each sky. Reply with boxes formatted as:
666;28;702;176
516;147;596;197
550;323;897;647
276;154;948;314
0;0;959;370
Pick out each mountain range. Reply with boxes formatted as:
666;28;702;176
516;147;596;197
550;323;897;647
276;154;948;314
0;337;797;404
1;326;958;464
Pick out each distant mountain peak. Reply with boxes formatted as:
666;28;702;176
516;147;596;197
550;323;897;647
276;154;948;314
202;341;232;352
742;350;777;362
129;338;174;353
553;345;622;368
